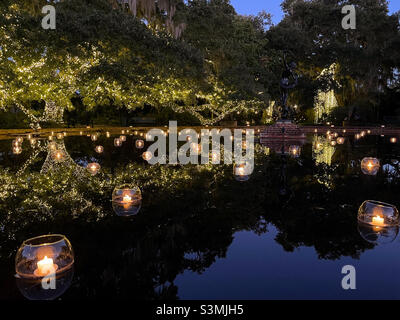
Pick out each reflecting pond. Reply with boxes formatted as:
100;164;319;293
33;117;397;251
0;130;400;299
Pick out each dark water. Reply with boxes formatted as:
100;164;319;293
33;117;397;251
0;132;399;300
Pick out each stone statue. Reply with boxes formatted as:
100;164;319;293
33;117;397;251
279;53;298;120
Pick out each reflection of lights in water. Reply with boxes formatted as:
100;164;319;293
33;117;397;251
358;223;399;245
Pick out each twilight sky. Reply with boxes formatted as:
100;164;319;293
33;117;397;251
230;0;400;25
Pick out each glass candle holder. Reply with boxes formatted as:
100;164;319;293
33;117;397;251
289;145;301;158
358;200;400;228
95;145;104;153
336;137;345;144
135;140;144;149
114;138;122;147
233;162;252;182
142;151;153;161
112;184;142;216
361;157;380;176
15;234;74;280
87;162;100;175
13;146;22;155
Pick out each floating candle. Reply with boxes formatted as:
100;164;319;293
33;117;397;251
34;256;58;277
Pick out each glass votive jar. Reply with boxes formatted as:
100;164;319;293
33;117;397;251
358;200;400;228
87;162;100;175
135;140;145;149
112;184;142;216
289;145;301;158
15;234;74;280
95;145;104;153
361;157;380;176
233;162;252;182
142;151;153;161
114;138;122;147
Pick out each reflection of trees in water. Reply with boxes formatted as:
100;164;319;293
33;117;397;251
0;142;399;298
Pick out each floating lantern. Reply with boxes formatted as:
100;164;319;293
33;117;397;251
120;135;126;142
79;131;83;136
343;129;347;133
135;140;145;149
142;151;153;161
390;137;397;144
15;234;74;279
355;134;361;140
114;138;122;147
121;130;125;134
13;146;22;155
361;157;380;176
111;184;142;216
87;162;100;175
233;162;252;182
337;137;345;145
289;145;301;158
314;129;318;133
63;132;67;137
106;132;111;138
95;146;104;153
358;200;400;228
52;150;65;162
91;134;98;142
367;130;371;134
